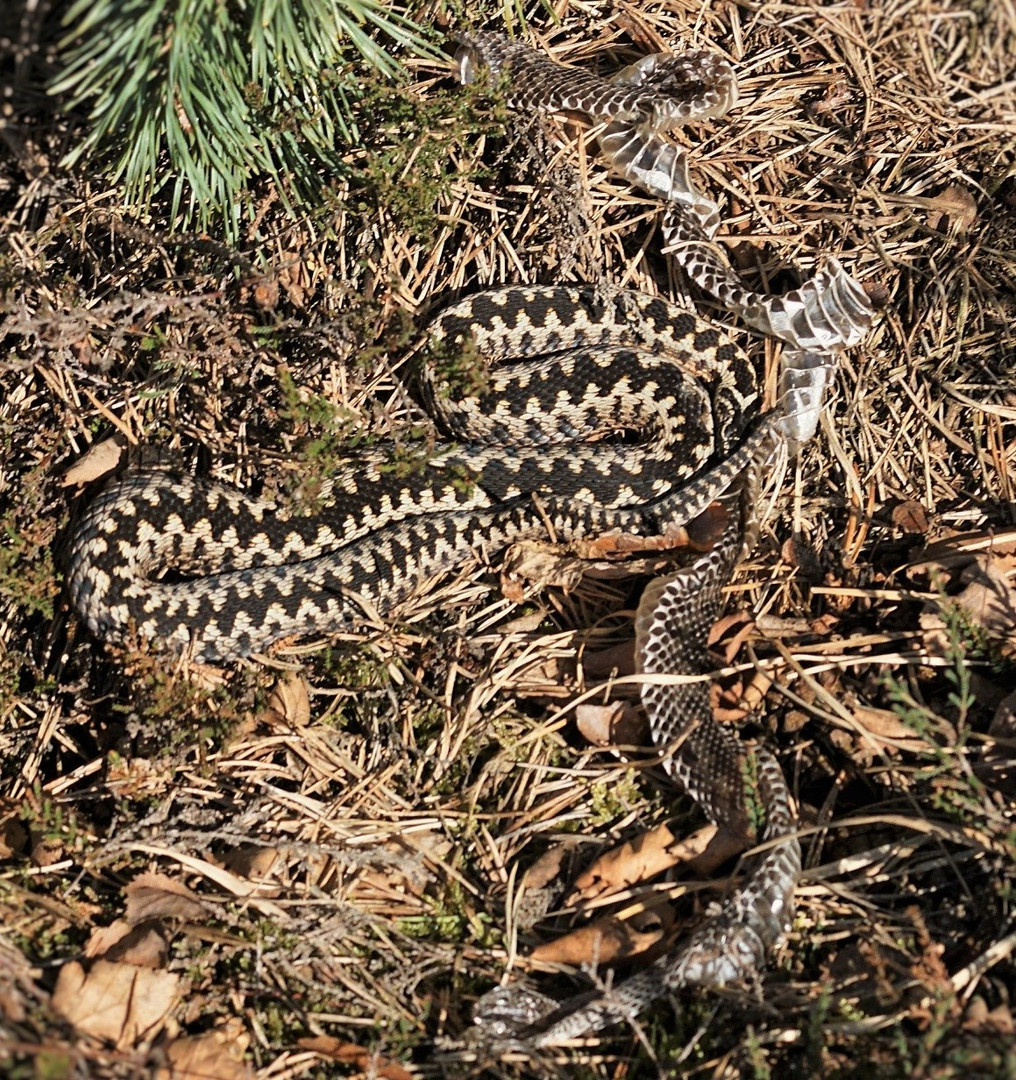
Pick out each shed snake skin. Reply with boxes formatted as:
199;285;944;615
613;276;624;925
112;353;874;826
453;29;871;1048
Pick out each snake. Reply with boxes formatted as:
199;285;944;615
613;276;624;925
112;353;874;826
64;27;873;1053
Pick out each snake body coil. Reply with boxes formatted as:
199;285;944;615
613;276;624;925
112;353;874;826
67;286;763;662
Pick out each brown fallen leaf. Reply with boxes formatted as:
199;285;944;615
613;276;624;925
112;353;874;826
906;531;1016;574
249;274;280;311
577;523;691;558
892;500;930;535
581;640;636;680
974;689;1016;798
157;1023;253;1080
277;250;309;309
0;933;41;1023
265;674;311;727
51;959;179;1048
297;1036;414;1080
811;79;851;117
576;503;726;558
500;503;728;600
30;833;66;868
569;822;744;902
850;705;934;756
85;919;168;968
921;554;1016;658
222;845;282;882
124;873;210;925
571;823;677;899
512;842;580;930
575;701;648;748
109;924;168;969
500;544;588;600
0;802;28;859
524;846;570;893
61;437;124;486
963;996;1014;1036
709;612;756;663
529;906;672;967
927;183;978;233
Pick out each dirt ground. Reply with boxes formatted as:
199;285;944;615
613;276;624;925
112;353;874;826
1;1;1015;1077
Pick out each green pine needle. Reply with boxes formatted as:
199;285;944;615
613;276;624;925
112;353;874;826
52;0;440;240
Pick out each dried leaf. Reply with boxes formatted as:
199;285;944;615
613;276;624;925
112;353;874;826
892;500;930;535
222;845;282;882
297;1036;414;1080
964;996;1014;1036
95;922;168;968
811;79;851;117
51;959;179;1048
0;934;39;1023
709;612;755;663
851;705;932;754
927;183;978;233
581;640;635;679
0;804;28;859
61;437;124;486
569;822;743;901
501;543;588;598
784;709;810;734
955;560;1016;645
127;845;289;915
906;531;1016;575
277;251;309;309
251;276;279;312
84;920;133;959
522;845;569;892
512;844;576;929
577;522;691;558
157;1024;253;1080
974;689;1016;797
922;555;1016;658
265;674;312;726
575;701;647;747
124;873;209;925
529;907;671;967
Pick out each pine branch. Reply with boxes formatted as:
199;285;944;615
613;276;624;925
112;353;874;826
52;0;440;240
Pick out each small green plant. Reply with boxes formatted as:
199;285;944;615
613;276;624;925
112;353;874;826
347;74;506;241
589;769;641;825
418;327;492;402
880;597;1001;827
741;749;767;837
0;522;59;621
21;782;81;849
114;657;254;757
397;882;493;945
744;1027;772;1080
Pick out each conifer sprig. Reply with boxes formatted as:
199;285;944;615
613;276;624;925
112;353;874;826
52;0;438;240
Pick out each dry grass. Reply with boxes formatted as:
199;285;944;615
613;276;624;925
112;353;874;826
1;1;1016;1078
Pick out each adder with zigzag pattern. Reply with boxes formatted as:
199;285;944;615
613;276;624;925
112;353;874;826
67;285;767;661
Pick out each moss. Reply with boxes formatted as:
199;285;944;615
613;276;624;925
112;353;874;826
588;769;642;826
0;518;60;622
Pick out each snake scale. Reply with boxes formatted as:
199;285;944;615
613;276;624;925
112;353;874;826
66;28;872;1052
